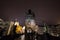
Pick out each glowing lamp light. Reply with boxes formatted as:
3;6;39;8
14;21;19;26
22;26;25;30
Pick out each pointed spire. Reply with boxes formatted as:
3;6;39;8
28;9;32;14
26;9;35;19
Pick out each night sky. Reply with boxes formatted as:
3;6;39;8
0;0;60;25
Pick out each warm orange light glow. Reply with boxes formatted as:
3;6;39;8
16;25;23;34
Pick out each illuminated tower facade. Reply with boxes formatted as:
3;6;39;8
25;9;36;28
25;9;37;40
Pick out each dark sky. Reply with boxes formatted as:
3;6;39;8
0;0;60;25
